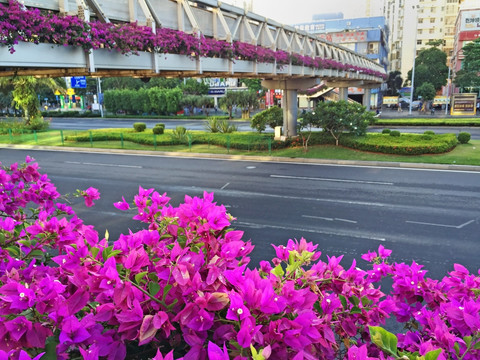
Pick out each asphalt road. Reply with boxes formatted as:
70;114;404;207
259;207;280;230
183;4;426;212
48;117;480;139
2;148;479;280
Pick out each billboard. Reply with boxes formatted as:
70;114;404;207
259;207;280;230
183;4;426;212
383;96;399;105
460;10;480;32
450;93;477;116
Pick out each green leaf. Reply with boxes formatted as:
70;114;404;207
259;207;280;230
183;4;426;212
149;282;160;296
271;264;285;278
369;326;398;357
6;246;20;258
349;295;360;306
250;344;265;360
90;247;100;259
43;335;59;360
148;273;159;282
135;271;148;284
473;341;480;350
162;284;173;301
464;336;472;348
339;295;348;309
424;349;442;360
454;342;460;357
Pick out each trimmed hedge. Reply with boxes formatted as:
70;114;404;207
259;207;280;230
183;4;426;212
65;130;459;155
339;133;458;155
457;132;471;144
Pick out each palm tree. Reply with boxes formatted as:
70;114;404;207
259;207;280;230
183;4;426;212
0;76;65;124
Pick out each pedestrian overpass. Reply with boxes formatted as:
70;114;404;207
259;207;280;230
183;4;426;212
0;0;386;136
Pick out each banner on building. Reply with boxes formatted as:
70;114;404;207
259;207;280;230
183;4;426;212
383;96;399;105
433;96;449;105
450;93;477;116
460;10;480;32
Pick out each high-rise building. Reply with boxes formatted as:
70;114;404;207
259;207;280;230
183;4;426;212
452;2;480;74
383;0;461;79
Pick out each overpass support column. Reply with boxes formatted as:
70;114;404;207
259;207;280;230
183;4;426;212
261;78;321;138
363;88;371;111
338;87;349;101
283;89;298;137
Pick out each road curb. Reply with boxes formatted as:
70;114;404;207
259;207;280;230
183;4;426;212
2;143;480;172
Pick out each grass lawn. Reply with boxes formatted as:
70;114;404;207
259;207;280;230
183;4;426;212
1;129;479;167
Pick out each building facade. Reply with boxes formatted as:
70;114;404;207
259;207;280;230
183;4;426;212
452;5;480;74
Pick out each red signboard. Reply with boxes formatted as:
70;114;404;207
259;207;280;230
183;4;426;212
459;30;480;41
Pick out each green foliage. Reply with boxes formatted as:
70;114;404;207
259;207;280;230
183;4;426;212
181;78;209;95
152;125;164;135
250;106;283;133
340;133;458;155
424;130;435;135
155;123;165;129
104;87;182;115
457;132;471;144
303;100;375;145
133;122;147;132
28;117;50;131
171;125;189;144
415;82;436;101
240;78;264;93
454;38;480;91
204;118;237;133
390;130;401;137
219;90;258;119
408;45;448;91
382;129;391;134
385;71;403;96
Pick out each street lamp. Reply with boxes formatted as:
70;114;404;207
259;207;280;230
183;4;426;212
409;5;419;115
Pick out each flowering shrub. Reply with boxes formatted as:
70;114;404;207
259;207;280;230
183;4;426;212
0;0;386;79
2;157;480;359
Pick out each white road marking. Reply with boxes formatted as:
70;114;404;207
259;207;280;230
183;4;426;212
236;221;386;242
65;161;141;168
406;219;475;229
246;166;256;169
221;182;230;190
271;174;394;185
302;215;358;224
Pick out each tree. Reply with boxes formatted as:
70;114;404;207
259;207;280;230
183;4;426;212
385;71;403;96
250;106;282;133
415;82;436;102
454;37;480;92
0;76;64;123
101;77;144;91
304;100;374;146
240;78;264;93
218;90;258;119
407;40;448;93
181;78;209;95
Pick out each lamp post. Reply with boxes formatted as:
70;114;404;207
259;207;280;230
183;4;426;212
409;5;419;116
445;64;451;116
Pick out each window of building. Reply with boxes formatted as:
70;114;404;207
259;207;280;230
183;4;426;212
431;7;436;13
417;39;422;45
430;18;435;23
429;29;434;33
418;18;423;23
418;29;423;34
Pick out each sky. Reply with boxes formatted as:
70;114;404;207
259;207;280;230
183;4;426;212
222;0;369;25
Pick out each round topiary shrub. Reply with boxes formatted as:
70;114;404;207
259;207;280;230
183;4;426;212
156;123;165;130
133;122;147;132
382;128;391;134
424;130;435;135
390;130;401;137
457;132;471;144
153;125;164;135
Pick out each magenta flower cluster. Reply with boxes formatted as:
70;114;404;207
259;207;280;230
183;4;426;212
2;157;480;359
0;0;386;79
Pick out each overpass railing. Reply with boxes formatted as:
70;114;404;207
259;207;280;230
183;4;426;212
0;0;386;83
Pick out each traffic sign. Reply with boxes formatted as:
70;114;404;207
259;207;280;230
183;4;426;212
71;76;87;88
66;88;75;96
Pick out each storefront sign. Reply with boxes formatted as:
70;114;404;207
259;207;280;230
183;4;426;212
383;96;399;105
451;93;477;116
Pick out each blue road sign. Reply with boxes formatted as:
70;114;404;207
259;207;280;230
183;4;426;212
71;76;87;88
